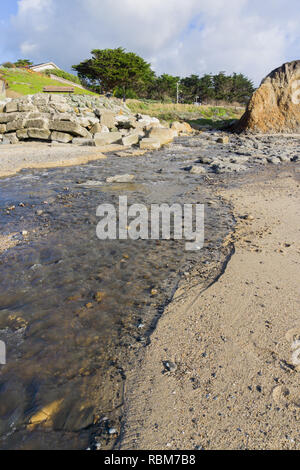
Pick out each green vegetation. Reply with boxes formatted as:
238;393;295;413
127;99;244;128
73;47;154;98
180;72;255;105
44;68;81;85
0;67;96;96
73;48;255;105
14;59;33;67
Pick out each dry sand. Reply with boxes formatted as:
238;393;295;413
121;169;300;450
0;142;111;178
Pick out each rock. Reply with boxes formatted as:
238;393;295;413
51;131;73;143
139;138;161;150
4;101;18;113
27;128;51;140
29;399;64;429
0;112;21;124
24;118;49;129
278;155;291;162
106;174;135;183
148;127;176;145
98;110;116;129
197;156;213;164
18;102;36;112
235;60;300;133
49;120;88;137
163;361;177;373
211;162;246;173
108;428;118;435
6;119;26;132
267;156;281;165
217;136;229;144
116;115;133;129
95;292;105;303
171;121;193;134
72;138;95;146
189;166;207;175
16;129;28;140
122;133;140;146
72;117;90;128
90;123;103;135
0;95;165;148
94;132;122;146
3;133;19;144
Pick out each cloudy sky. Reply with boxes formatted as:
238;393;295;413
0;0;299;84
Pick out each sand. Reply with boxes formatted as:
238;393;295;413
0;233;19;253
121;168;300;450
0;142;111;178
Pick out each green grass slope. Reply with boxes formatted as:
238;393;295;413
127;99;244;128
0;67;97;96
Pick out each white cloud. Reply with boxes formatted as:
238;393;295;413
2;0;300;84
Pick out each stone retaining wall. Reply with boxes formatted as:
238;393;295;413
0;94;193;148
0;79;5;100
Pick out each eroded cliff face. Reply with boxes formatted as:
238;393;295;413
235;61;300;133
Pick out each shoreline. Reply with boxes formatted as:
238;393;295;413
120;166;300;450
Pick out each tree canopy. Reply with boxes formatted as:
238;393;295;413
73;47;154;97
14;59;33;67
72;47;255;104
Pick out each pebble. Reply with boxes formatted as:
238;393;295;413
108;428;118;435
163;361;177;373
106;174;135;183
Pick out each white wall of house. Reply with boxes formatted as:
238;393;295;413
31;63;60;73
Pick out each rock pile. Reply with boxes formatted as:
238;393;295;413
0;94;193;148
235;60;300;134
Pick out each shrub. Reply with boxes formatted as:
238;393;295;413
44;69;81;85
1;62;15;68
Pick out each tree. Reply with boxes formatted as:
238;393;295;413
181;74;215;103
14;59;33;68
229;73;255;104
148;74;180;102
73;47;155;98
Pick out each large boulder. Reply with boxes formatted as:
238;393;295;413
148;127;177;145
49;120;88;137
235;60;300;133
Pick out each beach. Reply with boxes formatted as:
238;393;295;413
121;167;300;450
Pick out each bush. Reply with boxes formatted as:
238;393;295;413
44;69;81;85
2;62;15;68
114;87;138;99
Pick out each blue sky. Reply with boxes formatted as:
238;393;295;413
1;0;299;85
1;1;18;18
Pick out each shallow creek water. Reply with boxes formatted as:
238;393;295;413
0;135;236;449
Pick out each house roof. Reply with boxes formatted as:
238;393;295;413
30;62;61;70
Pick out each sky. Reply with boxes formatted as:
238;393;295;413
0;0;299;85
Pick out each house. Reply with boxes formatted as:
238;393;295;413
30;62;61;73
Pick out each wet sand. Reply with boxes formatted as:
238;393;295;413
0;233;18;253
121;168;300;450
